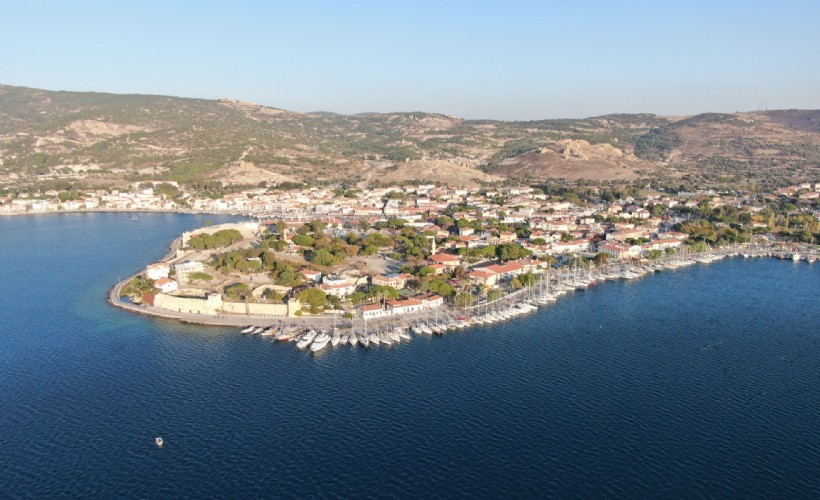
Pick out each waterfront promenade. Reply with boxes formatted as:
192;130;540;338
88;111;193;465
109;242;818;331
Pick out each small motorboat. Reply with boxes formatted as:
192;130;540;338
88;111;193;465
155;437;164;448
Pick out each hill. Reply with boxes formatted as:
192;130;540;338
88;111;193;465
1;84;818;190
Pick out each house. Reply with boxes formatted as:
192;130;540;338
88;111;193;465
145;263;170;281
468;269;498;287
597;241;641;259
519;258;546;274
299;269;322;282
662;231;689;241
552;239;592;255
318;282;356;298
641;238;683;252
371;273;414;289
386;298;424;315
154;277;178;293
606;228;648;242
427;264;447;275
322;274;349;286
358;303;388;319
428;253;461;268
484;261;526;280
418;294;444;309
488;231;517;245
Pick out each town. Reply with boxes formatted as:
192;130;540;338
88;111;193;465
67;179;816;347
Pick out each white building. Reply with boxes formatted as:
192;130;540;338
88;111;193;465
359;303;389;319
154;277;179;294
145;263;170;281
174;261;205;282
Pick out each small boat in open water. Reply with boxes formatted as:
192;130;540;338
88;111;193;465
155;437;164;448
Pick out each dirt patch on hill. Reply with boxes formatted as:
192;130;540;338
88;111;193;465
494;139;655;181
355;159;504;187
209;160;296;185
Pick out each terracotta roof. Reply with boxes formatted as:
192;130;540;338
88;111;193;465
386;299;423;308
359;304;383;312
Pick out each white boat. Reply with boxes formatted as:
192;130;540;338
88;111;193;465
331;331;341;348
296;330;317;350
411;324;423;335
155;437;164;448
260;327;278;337
340;332;350;346
310;331;331;352
240;325;256;334
369;333;380;346
399;329;412;341
349;332;358;347
359;332;369;348
420;324;433;335
390;329;401;343
380;332;393;346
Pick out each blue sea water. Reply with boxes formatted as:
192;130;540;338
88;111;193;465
1;212;819;498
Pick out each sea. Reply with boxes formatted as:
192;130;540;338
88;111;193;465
1;212;818;498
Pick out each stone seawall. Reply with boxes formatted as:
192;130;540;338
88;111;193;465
153;292;222;315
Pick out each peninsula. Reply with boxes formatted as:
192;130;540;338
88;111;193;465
109;181;819;348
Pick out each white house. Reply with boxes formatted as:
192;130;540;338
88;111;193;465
418;294;444;309
359;303;389;319
154;277;179;293
145;263;170;281
386;299;424;315
318;282;356;298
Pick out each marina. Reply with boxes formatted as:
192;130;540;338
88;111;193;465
232;245;819;353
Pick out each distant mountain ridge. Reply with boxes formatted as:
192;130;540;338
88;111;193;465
1;83;818;189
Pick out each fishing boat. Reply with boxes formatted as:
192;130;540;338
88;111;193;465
276;327;302;342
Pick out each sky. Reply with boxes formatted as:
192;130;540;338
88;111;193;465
1;0;818;120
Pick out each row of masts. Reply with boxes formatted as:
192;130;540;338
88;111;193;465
240;245;817;352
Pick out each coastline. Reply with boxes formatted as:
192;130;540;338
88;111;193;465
1;208;254;218
108;242;818;330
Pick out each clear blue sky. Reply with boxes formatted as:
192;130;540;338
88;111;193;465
1;0;818;120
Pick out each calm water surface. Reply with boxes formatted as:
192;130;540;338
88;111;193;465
1;213;818;497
